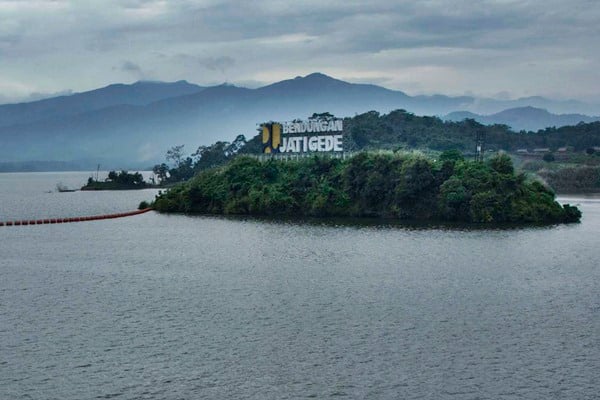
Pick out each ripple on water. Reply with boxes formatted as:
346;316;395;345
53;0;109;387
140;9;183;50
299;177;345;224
1;176;599;399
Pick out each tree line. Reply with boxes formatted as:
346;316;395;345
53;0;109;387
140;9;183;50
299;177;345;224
339;110;600;152
153;109;600;183
153;151;580;224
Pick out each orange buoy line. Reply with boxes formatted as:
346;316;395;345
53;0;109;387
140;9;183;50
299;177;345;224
0;208;152;227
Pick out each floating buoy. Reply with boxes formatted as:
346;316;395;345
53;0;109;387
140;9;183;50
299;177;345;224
0;208;152;227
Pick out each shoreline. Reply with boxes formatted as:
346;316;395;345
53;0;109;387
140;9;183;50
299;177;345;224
153;210;580;230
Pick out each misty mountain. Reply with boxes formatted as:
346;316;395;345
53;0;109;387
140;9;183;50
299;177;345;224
1;73;599;169
0;160;84;173
445;106;600;131
466;96;599;116
0;80;204;128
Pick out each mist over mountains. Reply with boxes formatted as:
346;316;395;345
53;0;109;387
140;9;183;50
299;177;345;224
1;72;598;170
445;107;600;132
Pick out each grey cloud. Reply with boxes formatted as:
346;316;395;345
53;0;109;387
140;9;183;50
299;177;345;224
0;33;20;48
0;0;599;102
173;54;235;73
121;60;141;72
25;89;74;102
199;56;235;73
0;89;73;105
310;1;600;54
119;61;144;78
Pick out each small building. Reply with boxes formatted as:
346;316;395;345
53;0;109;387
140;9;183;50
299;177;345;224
516;149;529;154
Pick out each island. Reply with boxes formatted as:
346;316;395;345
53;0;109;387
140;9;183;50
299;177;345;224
152;151;581;224
81;170;153;190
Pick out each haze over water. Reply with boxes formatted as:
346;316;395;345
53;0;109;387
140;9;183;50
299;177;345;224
1;172;599;399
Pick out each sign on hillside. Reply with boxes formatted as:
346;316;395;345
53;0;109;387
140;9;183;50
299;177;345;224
261;116;344;154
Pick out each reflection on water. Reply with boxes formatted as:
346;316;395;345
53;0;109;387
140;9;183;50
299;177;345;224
1;173;599;399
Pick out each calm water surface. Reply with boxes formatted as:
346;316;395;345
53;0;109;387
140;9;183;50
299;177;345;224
1;172;599;399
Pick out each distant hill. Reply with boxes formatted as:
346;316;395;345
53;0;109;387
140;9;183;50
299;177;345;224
337;110;600;153
0;80;204;128
1;72;599;169
0;160;84;172
445;106;600;131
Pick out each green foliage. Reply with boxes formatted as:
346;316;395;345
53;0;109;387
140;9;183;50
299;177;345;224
153;152;580;224
153;135;248;184
168;157;194;182
439;149;464;163
152;163;169;182
562;204;582;223
488;153;514;175
166;145;185;168
438;176;469;220
151;110;600;188
342;110;600;153
107;170;144;185
193;141;231;171
83;170;147;190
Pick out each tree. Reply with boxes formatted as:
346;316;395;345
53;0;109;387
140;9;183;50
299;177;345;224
438;176;469;219
310;112;335;120
166;145;186;168
192;141;230;171
439;149;464;163
169;157;194;182
153;163;169;183
488;153;514;174
101;170;146;187
153;153;580;224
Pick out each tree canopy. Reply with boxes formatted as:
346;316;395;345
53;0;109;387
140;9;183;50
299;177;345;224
153;153;581;224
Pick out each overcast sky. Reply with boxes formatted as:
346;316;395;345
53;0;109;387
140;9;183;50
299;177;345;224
1;0;599;104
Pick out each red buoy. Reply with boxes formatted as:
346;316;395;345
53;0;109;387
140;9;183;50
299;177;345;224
1;207;152;227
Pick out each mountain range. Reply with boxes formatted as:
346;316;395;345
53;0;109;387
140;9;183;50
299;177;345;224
1;72;598;170
445;107;600;132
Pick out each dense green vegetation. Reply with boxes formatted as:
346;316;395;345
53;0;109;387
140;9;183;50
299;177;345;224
82;170;150;190
153;152;580;224
240;110;600;153
153;135;246;184
153;110;600;185
149;109;599;206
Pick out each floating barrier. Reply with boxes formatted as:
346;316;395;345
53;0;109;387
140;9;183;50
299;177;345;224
0;208;152;227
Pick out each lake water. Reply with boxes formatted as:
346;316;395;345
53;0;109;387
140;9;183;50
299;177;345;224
1;172;599;399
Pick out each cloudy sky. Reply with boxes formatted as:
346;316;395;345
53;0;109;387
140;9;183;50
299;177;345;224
0;0;599;104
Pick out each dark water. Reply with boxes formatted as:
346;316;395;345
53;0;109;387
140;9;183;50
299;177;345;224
1;173;599;399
